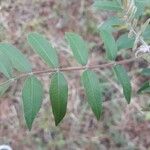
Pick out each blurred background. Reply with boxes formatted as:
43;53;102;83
0;0;150;149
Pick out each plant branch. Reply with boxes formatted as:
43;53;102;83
0;56;141;86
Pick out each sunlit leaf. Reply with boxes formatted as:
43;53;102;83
0;43;32;73
65;32;89;65
22;75;44;130
114;65;132;104
28;32;59;68
50;72;68;126
82;70;103;120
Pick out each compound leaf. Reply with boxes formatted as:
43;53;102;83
28;32;59;68
82;70;103;120
114;65;132;104
50;72;68;126
0;43;32;73
0;51;13;78
65;32;89;65
22;75;44;130
99;29;118;60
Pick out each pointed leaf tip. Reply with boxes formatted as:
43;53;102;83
0;43;32;73
114;65;132;104
50;72;68;126
28;32;59;68
22;75;44;130
65;32;89;65
82;70;103;120
99;29;118;61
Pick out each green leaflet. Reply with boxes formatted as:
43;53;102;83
116;0;122;6
22;75;44;130
135;0;150;18
0;81;11;97
65;32;89;65
117;33;134;50
0;43;32;73
143;25;150;42
99;17;123;32
28;32;59;68
93;0;123;12
100;29;118;60
141;68;150;76
114;65;132;104
0;51;13;78
82;70;103;120
138;81;150;94
49;72;68;126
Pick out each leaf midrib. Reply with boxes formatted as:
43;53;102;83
68;35;85;65
86;71;99;118
0;46;29;72
29;35;56;67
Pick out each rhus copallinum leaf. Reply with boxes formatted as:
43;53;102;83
0;43;32;73
65;32;89;65
0;51;13;78
134;0;150;17
99;29;118;60
50;72;68;126
82;70;103;120
22;75;44;130
28;32;59;68
117;33;134;50
114;65;132;104
99;17;123;32
93;0;123;12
